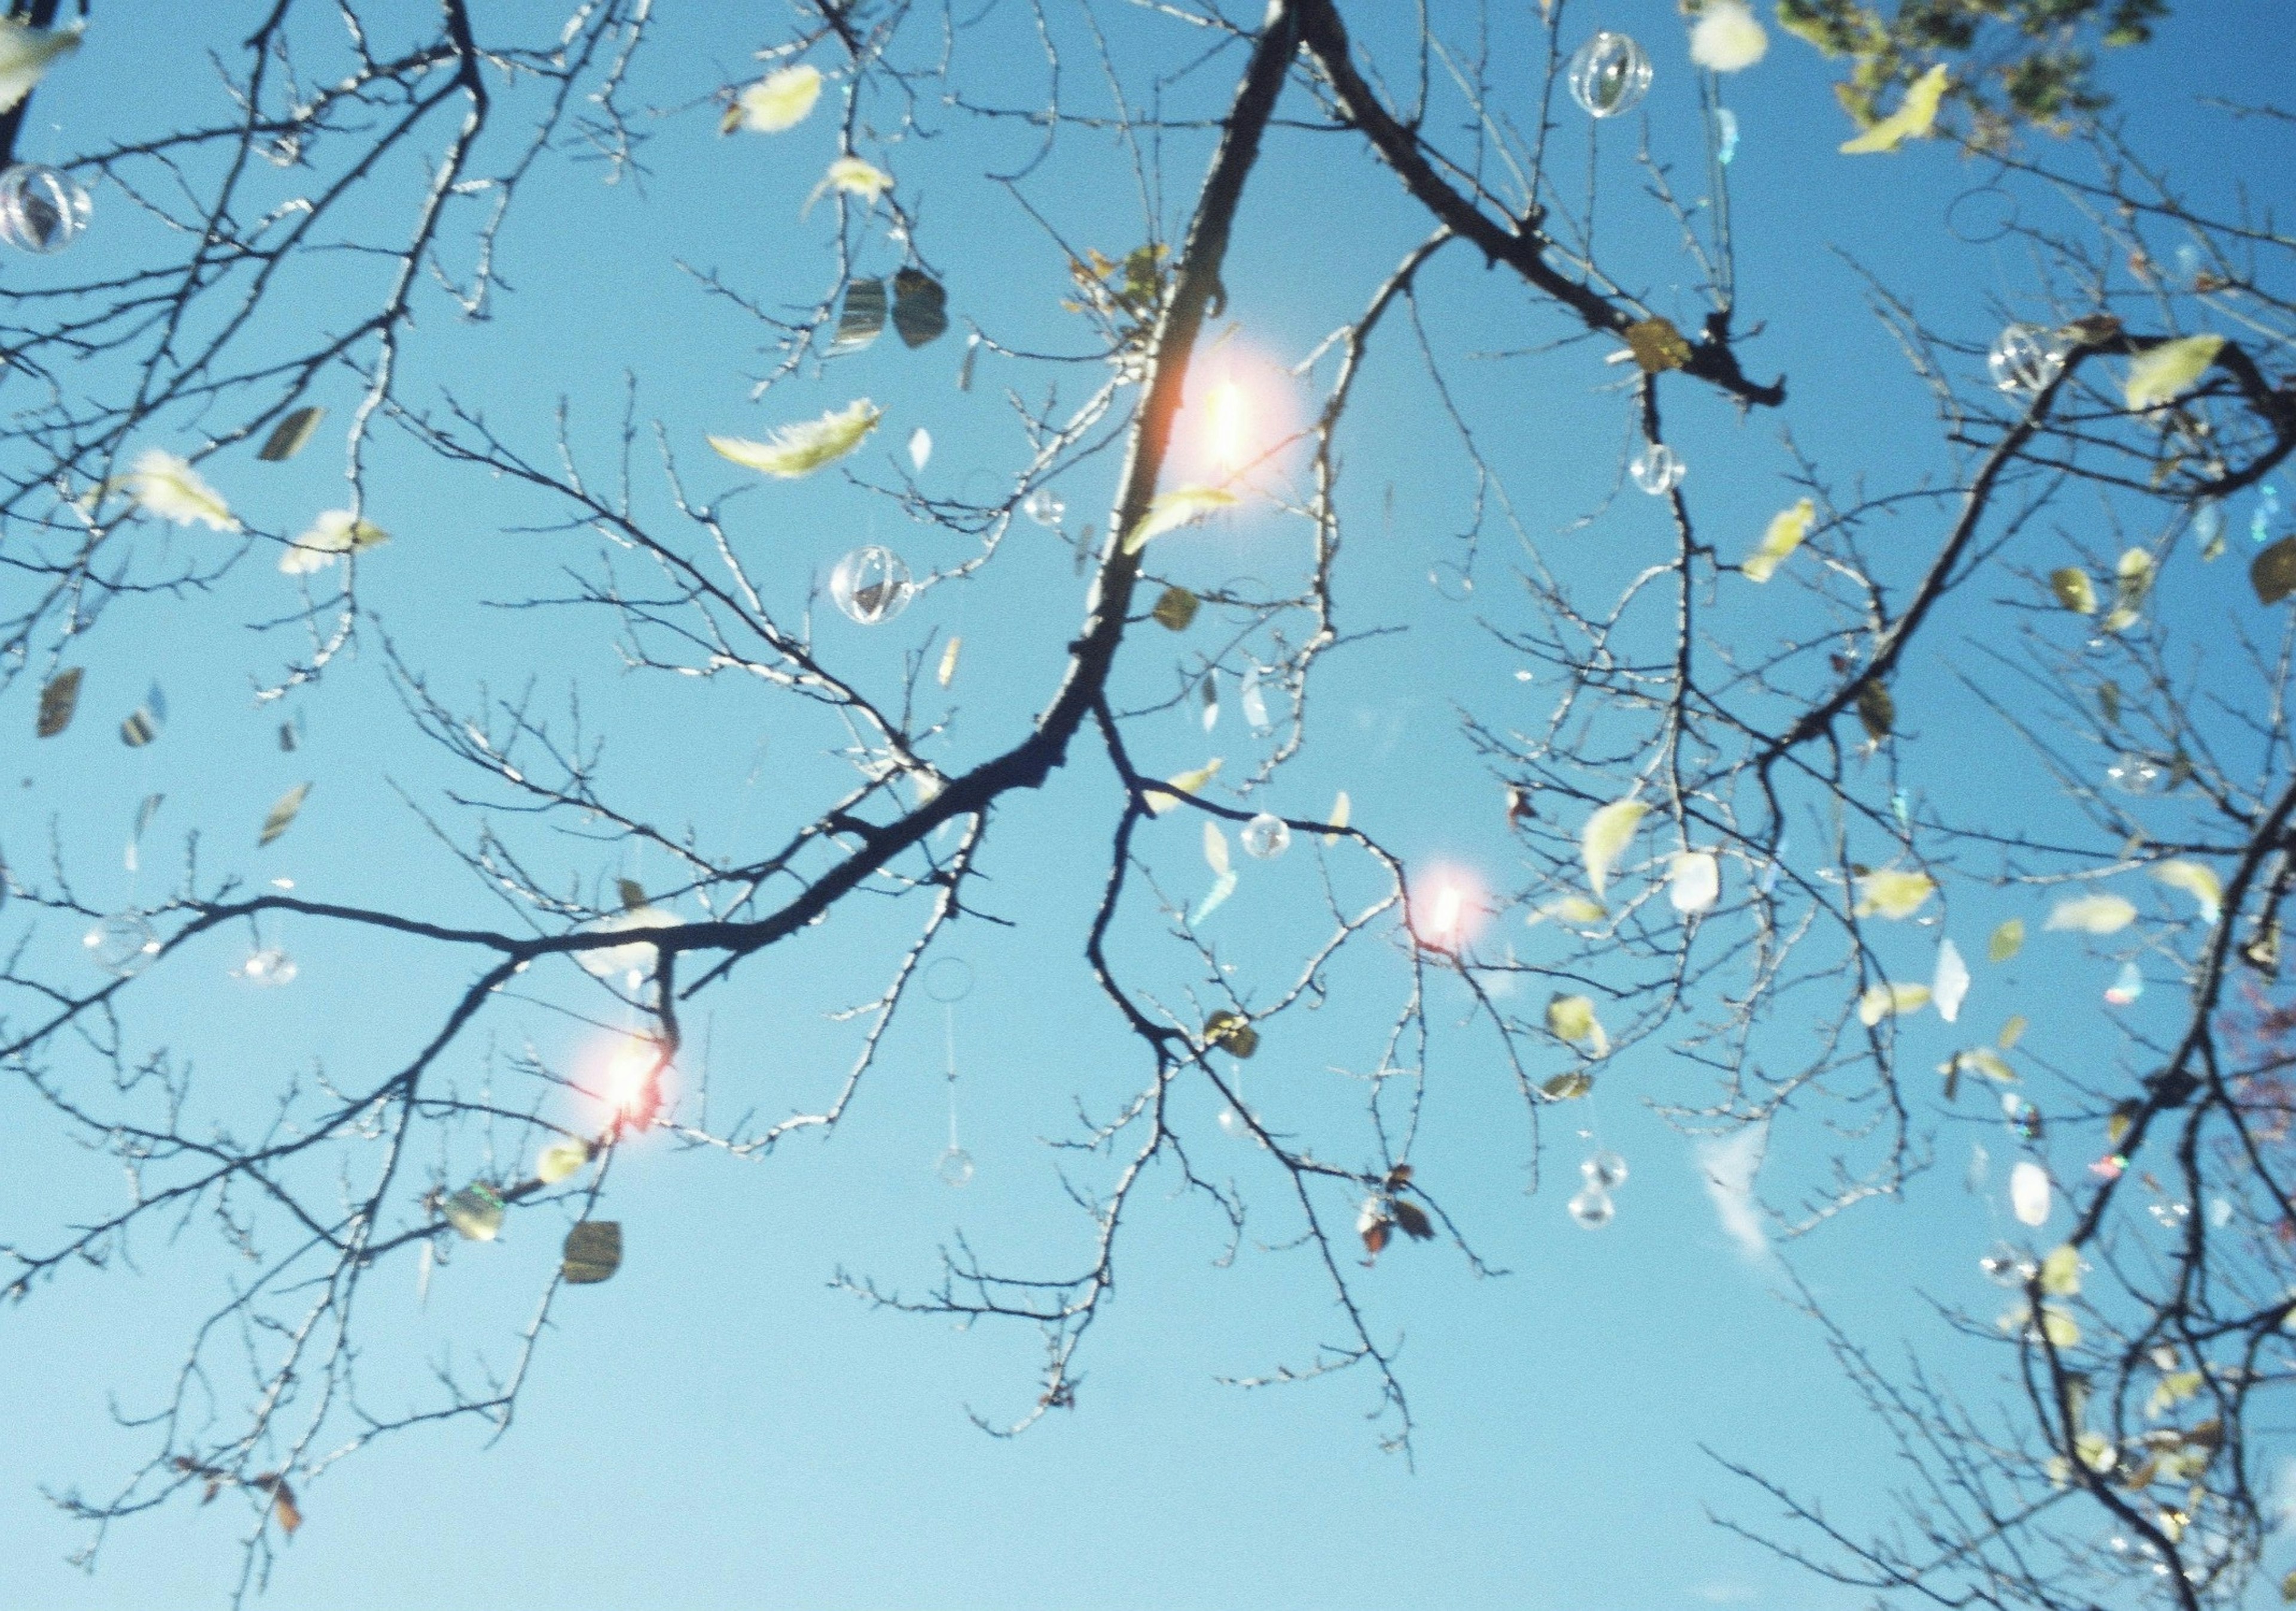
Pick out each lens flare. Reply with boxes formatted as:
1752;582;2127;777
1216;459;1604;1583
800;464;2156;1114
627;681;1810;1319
1415;865;1487;951
597;1034;667;1130
1208;378;1248;470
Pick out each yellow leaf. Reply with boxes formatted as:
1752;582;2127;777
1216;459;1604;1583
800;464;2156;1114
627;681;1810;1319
259;782;310;848
2050;567;2097;614
1581;797;1646;898
1530;894;1608;927
733;63;822;133
280;509;389;574
2150;1369;2203;1419
1998;1013;2028;1048
2041;1243;2081;1296
0;17;81;115
2124;334;2225;412
1989;918;2025;962
1123;486;1238;555
1858;982;1931;1025
1620;317;1693;374
1839;63;1949;154
1854;867;1934;920
1546;993;1609;1056
1204;1009;1258;1058
1955;1047;2016;1083
1541;1071;1593;1101
1323;789;1350;844
709;400;880;479
1202;817;1231;879
2045;893;2137;935
824;154;891;201
536;1138;591;1184
937;636;961;688
1742;498;1815;583
1150;586;1199;631
123;448;239;532
2151;858;2221;922
1144;758;1221;815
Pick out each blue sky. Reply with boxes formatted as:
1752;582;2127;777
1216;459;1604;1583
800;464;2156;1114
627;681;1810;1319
1;2;2290;1608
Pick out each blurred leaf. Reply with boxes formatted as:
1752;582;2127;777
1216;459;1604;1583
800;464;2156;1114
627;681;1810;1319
1857;680;1895;740
1203;818;1231;879
441;1181;505;1241
257;406;326;463
2011;1159;2051;1227
1743;499;1815;583
2049;567;2097;613
1668;850;1720;915
709;401;881;479
1323;789;1350;845
2044;1308;2084;1350
1990;917;2026;962
1581;797;1647;898
1204;1009;1258;1059
1839;63;1948;153
1546;993;1610;1056
616;879;647;911
1934;937;1971;1022
892;268;949;348
1999;1013;2027;1048
1532;894;1609;926
134;793;164;842
731;63;822;133
1125;486;1237;554
1854;867;1934;919
1190;869;1238;926
909;428;932;472
1144;758;1221;815
2152;858;2222;922
2125;334;2225;412
937;636;961;688
1620;317;1692;374
1954;1047;2016;1084
124;449;238;531
1151;586;1199;631
2097;680;2121;726
1858;982;1931;1025
1391;1199;1434;1241
2045;892;2136;934
252;1474;301;1534
561;1220;623;1285
259;783;311;848
536;1138;591;1185
829;277;886;356
2252;537;2296;606
2041;1243;2082;1296
35;667;80;738
1541;1071;1593;1101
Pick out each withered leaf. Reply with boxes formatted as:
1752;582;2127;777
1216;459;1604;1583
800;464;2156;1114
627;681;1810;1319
616;878;647;911
829;277;886;356
259;782;311;847
1151;586;1199;632
1391;1199;1434;1241
1360;1216;1391;1258
2251;537;2296;606
1856;680;1895;740
561;1219;623;1285
252;1473;302;1534
1620;316;1692;374
1203;1009;1258;1059
891;267;949;349
257;406;326;463
1541;1071;1593;1101
36;668;81;738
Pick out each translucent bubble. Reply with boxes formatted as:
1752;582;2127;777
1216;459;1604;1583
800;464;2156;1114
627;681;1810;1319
1629;444;1685;496
1980;1240;2035;1286
234;947;298;987
2105;753;2165;794
1567;1183;1614;1228
1944;186;2016;245
84;910;160;977
1216;1106;1250;1139
1567;32;1651;119
1428;560;1473;601
1238;812;1291;860
1021;487;1065;528
923;955;975;1002
1580;1149;1628;1190
828;545;914;625
2148;1199;2190;1228
937;1144;975;1188
0;164;90;255
1714;106;1739;166
1987;323;2065;393
2174;242;2203;285
2194;499;2223;558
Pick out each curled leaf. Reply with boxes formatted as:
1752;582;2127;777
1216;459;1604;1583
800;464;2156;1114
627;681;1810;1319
1858;982;1931;1026
891;268;949;349
2124;334;2225;413
259;782;311;848
1323;789;1350;845
2045;892;2138;935
731;63;822;133
1620;317;1693;374
2050;567;2097;614
1144;758;1221;815
1124;486;1238;554
1857;681;1896;741
1541;1071;1593;1101
1742;498;1815;583
0;17;82;115
1204;1009;1258;1059
2151;858;2222;922
257;406;326;463
1581;797;1646;899
536;1138;591;1184
937;636;961;689
124;449;237;531
1854;867;1934;920
1839;63;1949;154
1546;993;1610;1057
709;401;881;480
1150;586;1199;632
1202;818;1231;879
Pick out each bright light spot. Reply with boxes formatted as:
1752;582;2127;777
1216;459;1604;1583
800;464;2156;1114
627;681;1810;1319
1415;864;1488;951
598;1034;667;1124
1208;378;1248;470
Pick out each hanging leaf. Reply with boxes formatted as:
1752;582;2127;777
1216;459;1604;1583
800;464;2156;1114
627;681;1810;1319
615;878;647;911
2124;334;2225;413
1934;937;1971;1023
2045;892;2138;935
123;449;239;531
35;667;81;737
257;406;326;463
2251;537;2296;606
1838;63;1949;154
252;1473;302;1535
1546;993;1610;1057
1124;486;1238;554
813;154;893;209
1581;797;1647;899
280;509;389;574
1742;498;1815;583
1239;664;1270;731
120;681;166;747
1858;982;1932;1026
2107;548;2155;628
1541;1071;1593;1101
1203;1009;1258;1059
134;792;164;842
561;1220;624;1285
441;1181;506;1241
1357;1197;1392;1259
891;268;949;348
2011;1159;2051;1227
0;17;83;116
2248;920;2283;976
1144;758;1221;815
536;1138;591;1185
259;782;311;848
1668;850;1720;915
1531;893;1608;926
937;636;961;688
957;332;981;392
1999;1014;2027;1049
1990;917;2026;962
1390;1198;1434;1242
709;400;881;479
828;277;887;356
1323;790;1350;845
1151;586;1199;632
729;63;823;133
2050;567;2098;614
2097;680;2121;727
1857;680;1896;741
2151;858;2222;922
1620;317;1693;374
1853;867;1934;920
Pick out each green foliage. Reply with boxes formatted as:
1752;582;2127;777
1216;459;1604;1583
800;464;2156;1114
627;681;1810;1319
1776;0;2169;140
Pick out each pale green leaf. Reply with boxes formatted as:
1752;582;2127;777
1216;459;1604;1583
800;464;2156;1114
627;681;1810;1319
1581;797;1646;898
2124;334;2225;412
733;64;822;133
709;400;881;480
1124;485;1238;555
1854;867;1934;920
2152;858;2222;922
2045;892;2138;935
1742;498;1815;583
1839;63;1949;154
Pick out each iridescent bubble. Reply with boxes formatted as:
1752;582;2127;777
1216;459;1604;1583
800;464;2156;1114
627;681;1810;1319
0;164;90;255
84;910;160;977
1021;487;1065;528
1980;1239;2034;1286
2105;753;2165;794
1567;32;1651;119
1238;812;1291;860
1987;324;2065;393
1715;106;1739;166
937;1144;975;1188
828;545;914;625
1629;443;1685;496
1580;1150;1628;1190
1567;1183;1615;1228
2256;482;2283;546
234;947;298;987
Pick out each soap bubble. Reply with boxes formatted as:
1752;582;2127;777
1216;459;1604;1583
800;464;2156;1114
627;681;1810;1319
1980;1240;2035;1286
1239;812;1291;860
937;1144;975;1187
234;947;298;987
1567;1183;1615;1228
1580;1149;1628;1190
828;545;914;625
1216;1106;1250;1139
0;164;90;255
84;911;160;977
1021;487;1065;527
2105;753;2165;795
1629;444;1684;496
1987;323;2066;394
1567;32;1651;118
